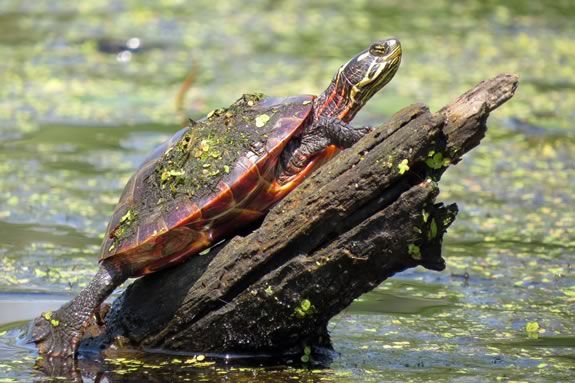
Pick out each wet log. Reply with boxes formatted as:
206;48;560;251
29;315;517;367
85;73;519;356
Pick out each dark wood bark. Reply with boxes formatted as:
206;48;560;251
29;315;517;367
84;73;519;356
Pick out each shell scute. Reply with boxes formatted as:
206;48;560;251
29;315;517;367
163;200;201;228
117;174;137;206
137;216;162;245
101;93;315;271
265;117;301;153
159;226;202;257
199;182;235;221
227;158;262;204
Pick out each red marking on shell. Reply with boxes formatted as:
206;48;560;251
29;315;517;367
208;208;265;239
256;159;278;182
226;154;255;186
164;200;201;228
137;216;161;246
156;217;169;235
200;182;236;220
264;134;283;153
100;94;317;272
160;226;201;257
136;229;212;276
228;158;261;203
253;144;340;212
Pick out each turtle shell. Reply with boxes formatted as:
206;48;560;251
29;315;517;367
101;93;315;276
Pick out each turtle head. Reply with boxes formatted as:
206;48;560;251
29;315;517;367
315;38;402;122
344;38;402;105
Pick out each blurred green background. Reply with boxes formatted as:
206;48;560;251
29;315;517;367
0;0;573;381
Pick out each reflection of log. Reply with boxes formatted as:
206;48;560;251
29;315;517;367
86;74;518;356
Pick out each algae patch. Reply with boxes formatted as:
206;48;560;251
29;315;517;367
294;298;315;318
408;243;422;260
149;93;278;203
397;159;410;175
255;114;270;127
109;208;138;251
425;151;450;170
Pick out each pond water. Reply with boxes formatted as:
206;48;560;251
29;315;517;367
0;0;573;381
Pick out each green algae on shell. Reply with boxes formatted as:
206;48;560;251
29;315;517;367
109;208;138;250
100;93;315;258
151;93;277;202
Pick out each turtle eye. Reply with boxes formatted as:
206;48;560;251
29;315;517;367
369;42;388;56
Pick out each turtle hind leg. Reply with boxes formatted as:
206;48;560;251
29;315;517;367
29;304;83;357
28;263;125;357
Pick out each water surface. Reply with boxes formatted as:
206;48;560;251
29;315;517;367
0;0;573;381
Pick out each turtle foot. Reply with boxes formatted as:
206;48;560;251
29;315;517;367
28;311;82;358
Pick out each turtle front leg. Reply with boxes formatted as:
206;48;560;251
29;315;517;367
316;116;372;149
28;263;125;357
279;117;371;180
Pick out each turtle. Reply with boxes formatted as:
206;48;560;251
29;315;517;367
29;38;402;357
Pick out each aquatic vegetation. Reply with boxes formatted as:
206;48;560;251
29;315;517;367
0;0;573;382
397;159;410;175
294;299;315;319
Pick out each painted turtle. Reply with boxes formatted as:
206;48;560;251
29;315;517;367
29;38;402;357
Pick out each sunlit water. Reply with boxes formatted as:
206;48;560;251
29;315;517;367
0;0;573;381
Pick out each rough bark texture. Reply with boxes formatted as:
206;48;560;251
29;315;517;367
84;73;519;356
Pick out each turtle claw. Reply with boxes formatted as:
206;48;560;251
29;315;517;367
28;312;80;358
